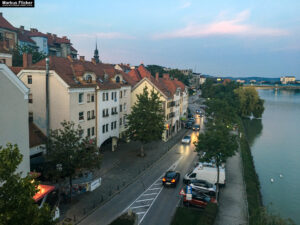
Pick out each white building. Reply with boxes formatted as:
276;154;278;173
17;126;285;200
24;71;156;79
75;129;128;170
0;64;30;176
280;76;296;84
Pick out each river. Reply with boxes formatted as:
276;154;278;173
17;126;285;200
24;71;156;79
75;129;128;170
243;89;300;223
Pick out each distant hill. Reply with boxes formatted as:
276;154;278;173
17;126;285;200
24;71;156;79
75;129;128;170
201;74;280;83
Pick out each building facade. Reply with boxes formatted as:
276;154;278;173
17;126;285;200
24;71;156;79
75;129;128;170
280;76;296;84
0;64;30;176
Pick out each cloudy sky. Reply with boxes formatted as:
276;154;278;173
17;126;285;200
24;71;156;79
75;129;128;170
2;0;300;78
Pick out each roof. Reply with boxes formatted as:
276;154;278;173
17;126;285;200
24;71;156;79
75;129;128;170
0;13;16;31
128;64;186;98
33;185;55;202
29;122;46;148
23;56;131;90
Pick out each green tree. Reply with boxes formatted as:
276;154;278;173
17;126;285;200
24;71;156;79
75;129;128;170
195;122;238;188
0;143;54;225
235;87;265;118
46;121;101;201
126;86;165;157
12;44;46;67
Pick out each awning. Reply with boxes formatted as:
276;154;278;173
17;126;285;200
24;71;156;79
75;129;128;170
33;184;55;202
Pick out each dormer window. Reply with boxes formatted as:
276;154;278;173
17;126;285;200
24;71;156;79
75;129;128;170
115;76;120;83
86;75;92;83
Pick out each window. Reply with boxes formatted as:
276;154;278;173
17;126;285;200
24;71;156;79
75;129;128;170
79;93;84;103
29;112;33;122
120;105;122;112
27;75;32;84
92;127;95;136
111;122;114;130
28;94;33;103
120;118;122;126
106;93;108;101
102;109;105;117
86;75;92;83
87;94;91;103
102;125;105;133
79;130;84;137
124;103;127;111
123;115;126;126
102;93;105;101
124;90;126;96
116;76;120;83
115;92;117;100
87;111;91;120
106;124;108;132
79;112;84;121
103;109;109;117
114;121;117;129
120;90;123;98
91;94;95;102
92;110;95;118
111;92;114;100
87;128;91;137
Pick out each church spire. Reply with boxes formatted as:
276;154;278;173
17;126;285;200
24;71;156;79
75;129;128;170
93;40;100;63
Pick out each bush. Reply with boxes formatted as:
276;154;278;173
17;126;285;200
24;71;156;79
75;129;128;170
197;202;218;225
109;213;136;225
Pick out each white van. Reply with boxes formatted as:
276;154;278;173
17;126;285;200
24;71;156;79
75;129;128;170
183;164;226;186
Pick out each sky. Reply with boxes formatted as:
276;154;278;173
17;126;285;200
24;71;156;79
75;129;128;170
2;0;300;78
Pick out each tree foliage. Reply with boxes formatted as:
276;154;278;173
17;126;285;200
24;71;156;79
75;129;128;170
235;87;265;118
12;44;46;67
46;121;101;200
0;143;54;225
126;86;165;156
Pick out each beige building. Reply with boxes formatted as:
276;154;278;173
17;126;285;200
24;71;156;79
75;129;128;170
128;65;188;141
280;76;296;84
17;55;131;151
0;63;30;177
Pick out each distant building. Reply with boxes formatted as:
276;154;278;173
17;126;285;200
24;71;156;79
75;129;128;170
114;63;131;73
250;79;257;83
222;79;231;85
280;76;296;84
199;76;206;85
180;69;192;76
236;79;245;84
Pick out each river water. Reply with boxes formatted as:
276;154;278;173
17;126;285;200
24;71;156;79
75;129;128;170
243;89;300;223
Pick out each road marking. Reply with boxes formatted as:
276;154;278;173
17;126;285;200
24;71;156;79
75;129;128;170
142;193;158;196
136;198;155;202
131;205;151;209
148;187;161;191
136;211;147;215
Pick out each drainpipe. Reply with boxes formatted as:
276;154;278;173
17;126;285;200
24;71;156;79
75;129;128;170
46;57;50;138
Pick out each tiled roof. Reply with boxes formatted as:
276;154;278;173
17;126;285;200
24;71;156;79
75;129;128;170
0;13;16;31
9;66;24;75
17;31;36;44
26;56;130;90
128;64;185;98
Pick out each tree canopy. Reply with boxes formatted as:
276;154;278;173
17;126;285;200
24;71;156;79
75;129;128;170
126;86;165;156
12;44;46;67
46;121;101;201
0;143;54;225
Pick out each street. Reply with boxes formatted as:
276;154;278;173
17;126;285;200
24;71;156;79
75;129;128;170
79;94;203;225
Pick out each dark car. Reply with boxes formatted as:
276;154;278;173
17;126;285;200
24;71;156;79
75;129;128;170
183;189;217;208
192;124;200;131
190;180;216;196
162;171;180;187
188;118;195;124
185;122;193;129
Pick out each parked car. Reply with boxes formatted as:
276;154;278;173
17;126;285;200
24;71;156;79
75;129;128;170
188;117;195;123
182;135;191;144
162;171;180;187
183;189;216;207
185;122;193;129
192;124;200;131
190;180;216;196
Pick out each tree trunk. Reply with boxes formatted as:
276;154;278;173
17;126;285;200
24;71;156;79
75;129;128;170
140;144;145;157
69;175;72;202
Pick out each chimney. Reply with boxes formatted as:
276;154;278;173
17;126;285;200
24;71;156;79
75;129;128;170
30;28;38;32
91;58;96;65
47;32;51;36
67;55;73;62
155;72;159;81
79;56;85;61
19;25;24;30
23;53;32;68
0;13;2;17
163;73;169;80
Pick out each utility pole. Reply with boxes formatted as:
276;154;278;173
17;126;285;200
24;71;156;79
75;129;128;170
46;57;50;139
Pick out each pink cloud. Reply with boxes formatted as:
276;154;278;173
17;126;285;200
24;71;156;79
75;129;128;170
154;10;289;39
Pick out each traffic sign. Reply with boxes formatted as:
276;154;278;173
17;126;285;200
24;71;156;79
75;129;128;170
186;193;192;201
186;185;192;194
179;188;185;196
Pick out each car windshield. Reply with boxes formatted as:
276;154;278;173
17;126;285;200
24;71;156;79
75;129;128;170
194;125;200;128
183;136;190;139
165;171;176;178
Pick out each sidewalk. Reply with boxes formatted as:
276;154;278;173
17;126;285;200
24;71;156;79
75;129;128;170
60;128;188;224
214;150;248;225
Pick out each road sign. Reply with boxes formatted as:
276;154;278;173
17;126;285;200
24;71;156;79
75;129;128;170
179;188;185;196
186;185;192;194
186;193;192;201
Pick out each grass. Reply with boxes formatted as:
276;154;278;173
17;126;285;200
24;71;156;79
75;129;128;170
109;213;136;225
170;203;218;225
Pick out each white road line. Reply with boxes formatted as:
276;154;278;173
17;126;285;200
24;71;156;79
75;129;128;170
142;193;158;196
131;205;151;209
136;212;146;215
148;187;161;191
136;198;155;202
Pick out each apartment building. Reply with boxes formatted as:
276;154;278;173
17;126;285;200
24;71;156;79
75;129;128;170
17;55;131;151
128;65;188;141
0;63;30;177
280;76;296;84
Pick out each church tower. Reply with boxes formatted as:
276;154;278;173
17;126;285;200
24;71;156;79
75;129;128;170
93;42;100;63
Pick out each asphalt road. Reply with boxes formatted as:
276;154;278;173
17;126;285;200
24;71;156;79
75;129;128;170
79;94;202;225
